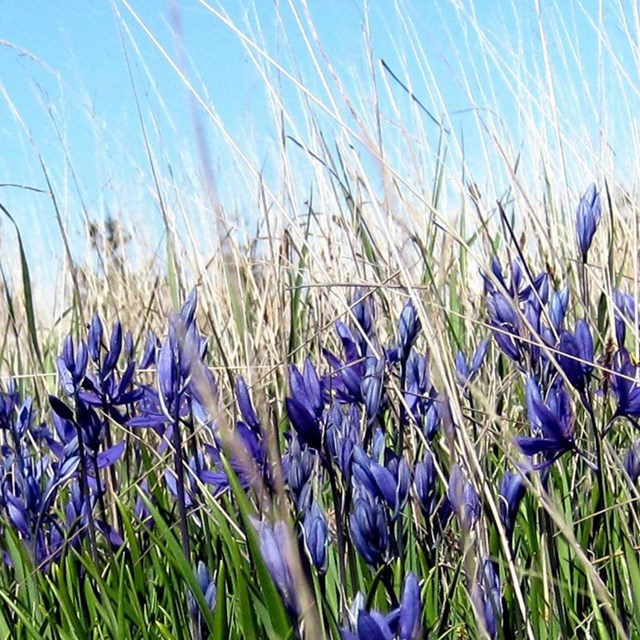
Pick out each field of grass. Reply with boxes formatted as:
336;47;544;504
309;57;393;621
2;2;640;638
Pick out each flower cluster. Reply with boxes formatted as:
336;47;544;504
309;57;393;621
2;184;639;637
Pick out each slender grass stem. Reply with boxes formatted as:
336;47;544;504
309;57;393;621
171;400;191;562
326;456;348;615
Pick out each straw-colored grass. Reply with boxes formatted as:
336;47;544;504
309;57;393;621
1;2;640;638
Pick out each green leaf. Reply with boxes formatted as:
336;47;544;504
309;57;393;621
136;491;217;638
220;455;291;638
0;202;42;368
0;589;43;639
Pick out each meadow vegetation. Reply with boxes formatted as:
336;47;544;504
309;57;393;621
1;2;640;638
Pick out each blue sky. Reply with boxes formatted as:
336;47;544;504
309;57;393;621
1;1;637;291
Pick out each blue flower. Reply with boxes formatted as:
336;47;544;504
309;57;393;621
414;451;436;516
325;403;359;478
447;465;481;531
398;572;421;639
287;436;316;511
257;520;300;619
352;447;409;519
471;558;502;639
396;300;421;363
549;287;570;332
286;359;324;450
611;351;640;421
57;335;88;396
362;354;386;425
302;503;329;574
486;291;522;362
516;377;577;468
624;439;640;483
576;184;601;260
498;470;526;543
341;572;421;639
323;320;368;405
404;351;430;415
455;338;490;387
139;330;159;369
351;288;376;353
235;376;261;432
187;560;217;638
484;257;548;303
349;491;389;567
557;319;594;393
202;414;270;495
342;610;395;640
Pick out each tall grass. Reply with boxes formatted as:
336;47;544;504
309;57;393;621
1;1;640;638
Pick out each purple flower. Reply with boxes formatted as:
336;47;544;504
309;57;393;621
557;319;594;393
187;560;217;638
57;335;88;396
286;359;324;450
158;332;179;407
486;291;522;362
398;572;421;639
471;558;501;639
323;320;367;405
351;288;376;353
611;352;640;421
287;437;315;511
549;287;570;332
352;448;409;519
396;300;421;363
325;403;359;478
78;356;143;411
624;439;640;483
455;338;490;387
576;184;601;260
447;465;481;531
102;321;123;378
180;288;198;328
404;351;430;416
163;455;205;509
193;374;266;495
202;418;269;495
414;451;436;516
139;330;159;369
87;313;103;363
344;611;395;640
235;376;261;433
498;470;526;543
362;354;386;425
349;491;389;567
423;401;441;440
257;520;299;618
302;503;329;574
484;257;548;303
384;453;411;516
516;377;576;468
341;572;421;640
